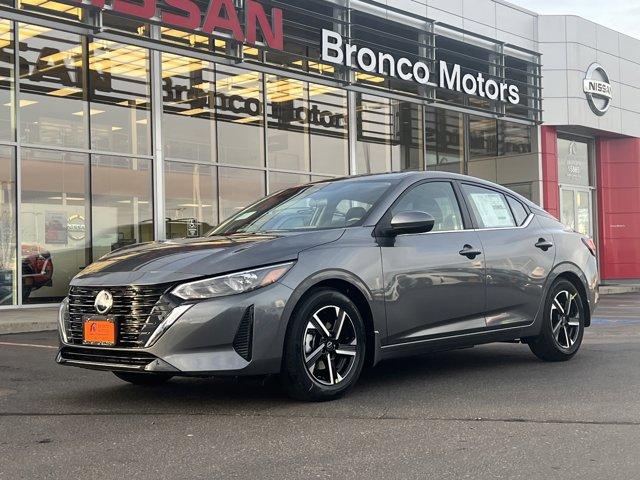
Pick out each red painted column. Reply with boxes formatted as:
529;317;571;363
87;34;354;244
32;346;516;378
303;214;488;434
597;137;640;281
540;126;560;219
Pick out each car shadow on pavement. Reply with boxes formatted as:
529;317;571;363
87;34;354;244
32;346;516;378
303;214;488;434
52;343;546;411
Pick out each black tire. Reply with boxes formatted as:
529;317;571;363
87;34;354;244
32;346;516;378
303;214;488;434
113;371;173;386
528;279;585;362
281;289;366;402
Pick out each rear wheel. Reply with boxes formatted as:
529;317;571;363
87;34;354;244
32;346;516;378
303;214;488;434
528;279;585;362
281;289;366;402
112;371;173;386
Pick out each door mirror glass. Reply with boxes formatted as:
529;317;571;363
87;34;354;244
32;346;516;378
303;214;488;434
389;211;435;236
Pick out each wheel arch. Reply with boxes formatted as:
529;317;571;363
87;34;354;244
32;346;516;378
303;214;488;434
546;263;593;328
279;271;382;369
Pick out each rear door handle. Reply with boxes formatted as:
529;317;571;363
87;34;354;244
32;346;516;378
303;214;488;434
459;245;482;259
535;239;554;251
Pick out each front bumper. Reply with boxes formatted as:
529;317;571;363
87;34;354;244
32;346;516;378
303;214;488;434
57;282;294;376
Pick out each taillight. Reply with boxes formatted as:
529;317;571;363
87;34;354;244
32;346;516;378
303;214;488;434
582;237;597;257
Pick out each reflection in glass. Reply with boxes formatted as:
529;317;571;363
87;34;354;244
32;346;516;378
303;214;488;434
88;40;151;155
501;121;532;155
561;189;576;232
165;162;218;239
426;108;464;174
18;24;87;148
21;149;90;304
218;167;265;222
309;84;348;176
395;101;424;171
19;0;81;21
0;147;16;306
91;155;153;260
162;54;215;162
355;94;393;174
576;190;592;237
469;116;498;159
269;172;310;194
0;20;14;141
216;65;264;167
356;94;424;174
267;76;309;172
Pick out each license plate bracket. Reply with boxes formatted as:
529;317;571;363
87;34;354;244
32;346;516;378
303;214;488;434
83;316;117;346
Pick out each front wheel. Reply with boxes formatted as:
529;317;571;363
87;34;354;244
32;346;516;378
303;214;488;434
281;289;366;402
528;279;585;362
113;371;173;386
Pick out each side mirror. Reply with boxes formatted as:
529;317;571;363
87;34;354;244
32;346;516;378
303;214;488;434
387;211;435;236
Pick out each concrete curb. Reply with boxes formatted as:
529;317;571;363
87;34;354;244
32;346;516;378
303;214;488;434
0;307;59;335
600;285;640;295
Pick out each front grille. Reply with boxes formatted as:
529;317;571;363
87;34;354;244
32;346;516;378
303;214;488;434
233;306;254;361
59;346;157;367
66;284;174;348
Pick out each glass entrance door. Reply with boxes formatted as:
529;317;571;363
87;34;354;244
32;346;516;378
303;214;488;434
560;187;593;237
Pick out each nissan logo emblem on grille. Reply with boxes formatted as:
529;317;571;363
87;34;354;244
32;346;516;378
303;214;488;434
94;290;114;315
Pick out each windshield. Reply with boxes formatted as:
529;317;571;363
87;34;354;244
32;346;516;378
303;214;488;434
210;179;396;235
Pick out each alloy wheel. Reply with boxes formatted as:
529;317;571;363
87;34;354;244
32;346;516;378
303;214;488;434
303;305;359;386
550;290;581;350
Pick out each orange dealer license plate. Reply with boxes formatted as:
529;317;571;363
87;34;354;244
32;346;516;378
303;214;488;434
83;317;116;346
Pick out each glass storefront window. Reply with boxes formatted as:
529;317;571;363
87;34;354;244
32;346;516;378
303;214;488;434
19;0;82;21
216;65;264;167
0;147;16;306
395;102;424;171
91;155;153;260
0;20;14;141
88;40;151;155
165;161;218;239
500;121;532;155
426;108;464;174
267;76;348;175
309;84;348;176
18;24;88;149
269;172;310;194
218;167;265;222
20;148;90;304
265;0;339;79
267;75;310;172
356;95;425;174
162;54;215;163
355;94;393;174
469;116;498;159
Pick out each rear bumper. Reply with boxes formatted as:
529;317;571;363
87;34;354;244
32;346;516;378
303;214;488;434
57;282;295;376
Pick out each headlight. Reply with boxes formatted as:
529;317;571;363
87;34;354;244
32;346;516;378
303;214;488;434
171;262;294;300
58;297;69;343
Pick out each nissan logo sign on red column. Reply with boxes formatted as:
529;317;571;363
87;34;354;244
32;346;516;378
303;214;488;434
75;0;284;51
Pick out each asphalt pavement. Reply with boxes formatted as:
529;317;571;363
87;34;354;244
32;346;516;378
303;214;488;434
1;294;640;479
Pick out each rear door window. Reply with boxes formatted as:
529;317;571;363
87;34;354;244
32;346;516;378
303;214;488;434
462;184;516;229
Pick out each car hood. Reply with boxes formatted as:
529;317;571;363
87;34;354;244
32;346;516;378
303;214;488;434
71;230;345;287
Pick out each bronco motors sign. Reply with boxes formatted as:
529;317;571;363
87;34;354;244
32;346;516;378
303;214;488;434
75;0;284;50
322;30;521;105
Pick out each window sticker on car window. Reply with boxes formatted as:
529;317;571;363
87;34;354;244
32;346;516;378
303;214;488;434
470;193;514;228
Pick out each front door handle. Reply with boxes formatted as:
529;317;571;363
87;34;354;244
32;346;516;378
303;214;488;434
459;245;482;259
535;238;554;252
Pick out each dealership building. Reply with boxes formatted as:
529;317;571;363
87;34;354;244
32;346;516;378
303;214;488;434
0;0;639;309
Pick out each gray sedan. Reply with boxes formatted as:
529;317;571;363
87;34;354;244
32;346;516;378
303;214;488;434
57;172;599;401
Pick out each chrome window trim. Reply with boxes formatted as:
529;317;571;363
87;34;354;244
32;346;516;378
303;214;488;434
472;212;534;232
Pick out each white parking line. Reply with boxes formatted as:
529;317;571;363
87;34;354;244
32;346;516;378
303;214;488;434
0;342;58;350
